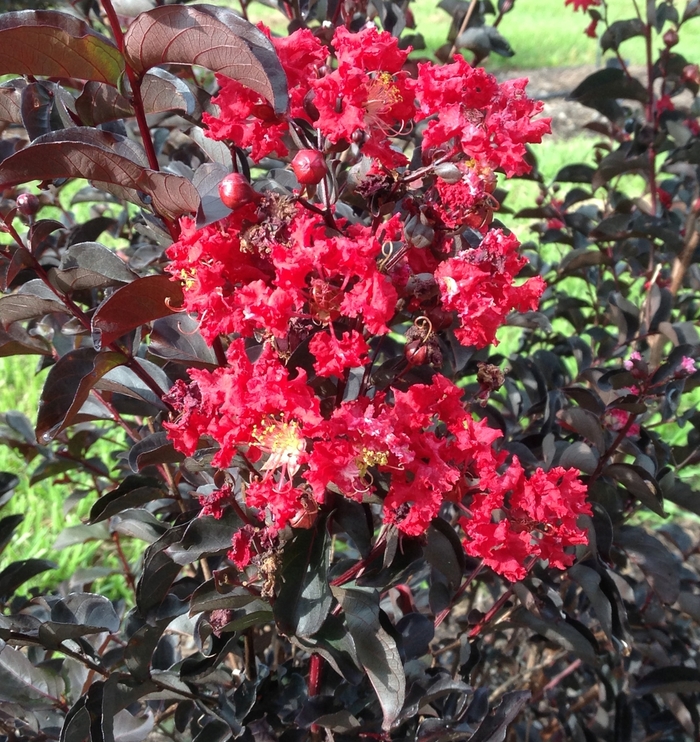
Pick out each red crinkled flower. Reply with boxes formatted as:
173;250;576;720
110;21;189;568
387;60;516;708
164;339;322;470
305;395;414;502
565;0;601;11
427;162;497;231
434;229;546;348
311;24;416;167
203;27;325;161
309;329;369;377
462;459;591;581
204;75;290;161
415;58;551;177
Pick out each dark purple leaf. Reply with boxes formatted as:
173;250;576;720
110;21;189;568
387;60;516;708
600;18;646;52
568;67;648;105
20;81;55;141
0;280;67;328
0;558;56;602
0;643;64;709
592;147;650;190
90;475;166;523
137;531;184;616
75;82;134;127
470;690;531;742
193;161;232;226
0;81;24;125
123;4;288;113
274;521;332;638
557;407;606;453
396;612;434;660
0;10;124;84
332;584;405;731
166;511;243;565
0;322;51;357
55;241;137;292
634;666;700;695
558;441;598;473
0;128;200;220
150;314;218;366
604;463;665;516
35;347;125;442
425;519;465;591
616;527;680;604
553;163;595;183
141;68;200;118
292;613;363;684
128;431;184;472
91;274;184;349
0;473;20;508
0;515;23;557
95;361;170;409
509;606;599;664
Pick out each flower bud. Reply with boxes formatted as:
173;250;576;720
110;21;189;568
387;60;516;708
405;339;429;366
433;163;462;184
291;149;328;185
218;173;261;211
663;29;679;47
16;193;40;216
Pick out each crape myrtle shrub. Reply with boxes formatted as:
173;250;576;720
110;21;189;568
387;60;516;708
0;0;699;739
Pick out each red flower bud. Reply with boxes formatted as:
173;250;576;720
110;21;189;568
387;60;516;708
218;173;261;211
292;150;328;185
405;339;429;366
663;29;679;47
16;193;40;216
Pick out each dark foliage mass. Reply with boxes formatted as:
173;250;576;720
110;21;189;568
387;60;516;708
0;1;699;741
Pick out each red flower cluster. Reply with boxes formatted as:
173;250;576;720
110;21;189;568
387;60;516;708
461;460;591;582
163;23;590;584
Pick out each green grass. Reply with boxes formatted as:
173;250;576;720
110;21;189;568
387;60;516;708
0;356;136;600
223;0;700;70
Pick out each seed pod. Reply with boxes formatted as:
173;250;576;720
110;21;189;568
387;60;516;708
218;173;261;210
292;149;328;185
16;193;40;216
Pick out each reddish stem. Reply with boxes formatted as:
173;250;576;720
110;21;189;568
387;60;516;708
308;653;323;695
100;0;180;242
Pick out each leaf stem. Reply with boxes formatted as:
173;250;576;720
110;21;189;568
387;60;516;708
100;0;180;242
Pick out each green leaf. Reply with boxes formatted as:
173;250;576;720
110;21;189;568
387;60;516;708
0;10;124;84
332;584;405;731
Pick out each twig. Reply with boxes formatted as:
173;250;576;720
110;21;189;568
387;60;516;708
448;0;479;60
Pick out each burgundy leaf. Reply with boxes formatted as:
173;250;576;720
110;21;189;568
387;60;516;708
0;81;24;125
141;68;200;118
55;242;138;292
0;10;124;85
20;81;54;141
75;82;134;127
123;4;288;113
0;281;66;328
36;348;125;442
75;69;199;127
0;323;51;357
91;274;184;350
0;128;200;220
